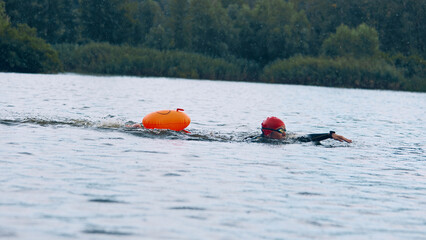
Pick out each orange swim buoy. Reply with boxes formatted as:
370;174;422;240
142;108;191;131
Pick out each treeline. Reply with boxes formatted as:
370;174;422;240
0;1;61;73
55;43;259;81
1;0;425;91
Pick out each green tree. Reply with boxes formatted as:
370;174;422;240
289;0;340;55
0;1;9;31
58;0;80;43
291;0;426;57
167;0;189;49
321;23;380;58
0;1;62;73
229;4;254;60
220;0;245;8
186;0;231;57
237;0;311;63
367;0;426;57
3;0;80;43
145;24;169;49
131;0;163;45
79;0;133;44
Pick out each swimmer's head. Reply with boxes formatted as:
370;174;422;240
261;117;286;139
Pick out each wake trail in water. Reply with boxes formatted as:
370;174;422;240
0;116;238;142
0;118;94;127
0;117;350;147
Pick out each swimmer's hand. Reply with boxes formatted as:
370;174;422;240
125;123;142;128
331;133;352;143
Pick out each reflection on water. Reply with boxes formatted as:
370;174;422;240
0;73;425;239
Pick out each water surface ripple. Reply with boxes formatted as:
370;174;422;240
1;73;425;239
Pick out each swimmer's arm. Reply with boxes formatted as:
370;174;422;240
330;132;352;143
298;132;331;142
125;123;143;128
299;131;352;143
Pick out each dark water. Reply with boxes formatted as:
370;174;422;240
1;73;425;239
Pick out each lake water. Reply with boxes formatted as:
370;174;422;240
0;72;425;239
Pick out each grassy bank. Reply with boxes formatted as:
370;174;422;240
54;43;425;92
262;56;403;90
54;43;259;82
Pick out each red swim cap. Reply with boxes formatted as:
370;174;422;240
261;117;285;136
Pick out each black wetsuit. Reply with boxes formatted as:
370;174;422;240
252;131;336;143
296;131;336;142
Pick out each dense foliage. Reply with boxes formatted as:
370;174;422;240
321;24;380;58
262;56;404;90
0;1;61;73
55;42;259;81
1;0;425;91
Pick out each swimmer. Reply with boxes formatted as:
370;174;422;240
261;116;352;143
